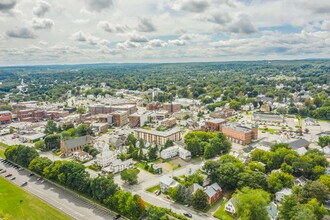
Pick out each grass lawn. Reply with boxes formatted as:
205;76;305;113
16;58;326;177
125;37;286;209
213;198;234;220
146;185;160;193
0;149;5;158
0;142;9;149
166;161;180;170
0;177;70;220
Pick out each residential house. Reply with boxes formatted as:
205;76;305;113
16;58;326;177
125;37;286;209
267;202;278;220
159;175;178;193
204;183;222;204
101;158;134;174
294;176;307;186
288;139;310;156
275;188;292;202
190;183;203;194
323;146;330;155
178;148;192;160
73;151;92;162
160;146;191;160
60;135;92;156
225;197;238;214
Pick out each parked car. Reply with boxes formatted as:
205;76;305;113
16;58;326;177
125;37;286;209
155;190;161;196
113;214;121;220
18;168;23;171
5;173;12;178
21;182;28;187
10;177;16;180
29;173;35;177
0;170;6;174
183;213;192;218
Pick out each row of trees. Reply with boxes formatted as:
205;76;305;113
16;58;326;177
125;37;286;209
184;131;231;158
4;145;146;219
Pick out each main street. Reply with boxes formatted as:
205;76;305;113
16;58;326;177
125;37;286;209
0;160;116;220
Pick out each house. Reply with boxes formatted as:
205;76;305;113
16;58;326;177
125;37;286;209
178;148;191;160
267;202;278;220
326;166;330;175
288;139;310;150
73;151;92;162
275;188;292;202
159;175;178;192
60;135;92;156
190;183;203;194
204;183;222;204
323;146;330;155
101;158;134;173
294;176;307;186
225;197;238;214
296;147;308;156
161;146;179;159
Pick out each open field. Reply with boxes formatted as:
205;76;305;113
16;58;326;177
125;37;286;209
0;177;70;220
0;149;5;158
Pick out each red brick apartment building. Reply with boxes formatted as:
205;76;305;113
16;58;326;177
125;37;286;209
16;109;45;122
204;119;228;131
221;123;258;145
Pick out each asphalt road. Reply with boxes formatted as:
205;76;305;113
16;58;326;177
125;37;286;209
0;159;117;220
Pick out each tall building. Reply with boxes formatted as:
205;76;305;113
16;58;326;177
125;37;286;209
111;111;128;127
163;103;181;113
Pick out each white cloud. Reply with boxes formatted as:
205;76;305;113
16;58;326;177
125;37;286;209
148;39;168;47
168;39;187;46
98;21;130;33
6;27;37;39
33;1;51;17
137;17;156;32
116;40;141;50
32;18;54;30
83;0;114;12
70;31;107;46
129;32;149;42
0;0;16;13
169;0;210;12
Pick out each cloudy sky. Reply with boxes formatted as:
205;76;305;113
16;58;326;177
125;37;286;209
0;0;330;65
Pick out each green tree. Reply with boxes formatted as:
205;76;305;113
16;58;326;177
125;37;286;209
267;172;294;193
28;157;52;175
247;161;266;173
89;175;118;203
235;187;270;220
76;124;93;136
121;168;140;185
216;162;244;190
148;146;158;161
291;204;316;220
318;175;330;190
279;194;298;220
5;145;39;167
127;134;137;147
44;120;58;134
147;206;168;220
237;171;267;189
300;181;328;203
44;134;61;151
191;189;208;210
318;136;330;147
34;139;45;151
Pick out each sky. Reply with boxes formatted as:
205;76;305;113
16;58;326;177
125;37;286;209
0;0;330;65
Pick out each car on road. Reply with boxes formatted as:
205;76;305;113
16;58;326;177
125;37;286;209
37;177;43;181
155;190;161;196
10;177;16;180
5;173;12;178
113;214;121;219
21;182;28;187
18;168;23;171
0;170;6;174
183;213;192;218
29;173;35;177
41;179;45;183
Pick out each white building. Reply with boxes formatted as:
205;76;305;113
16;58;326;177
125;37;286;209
225;197;237;214
275;188;292;202
110;158;134;173
96;143;116;167
159;175;178;192
94;141;109;152
73;151;92;162
160;146;191;160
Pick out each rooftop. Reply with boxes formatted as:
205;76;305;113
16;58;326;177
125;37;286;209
135;127;181;137
222;123;252;133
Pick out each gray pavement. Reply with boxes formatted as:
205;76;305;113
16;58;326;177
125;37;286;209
0;160;116;220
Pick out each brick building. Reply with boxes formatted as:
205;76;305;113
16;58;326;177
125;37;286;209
111;111;128;127
146;102;162;111
128;112;149;127
163;103;181;113
159;117;177;127
0;111;12;124
88;104;136;115
135;128;182;145
221;123;258;145
210;109;235;118
16;109;45;122
205;119;228;131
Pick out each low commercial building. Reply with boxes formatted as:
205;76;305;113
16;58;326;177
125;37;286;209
0;111;12;124
159;117;176;127
91;123;109;134
19;132;46;143
252;113;285;124
60;135;92;156
221;123;258;145
135;127;182;145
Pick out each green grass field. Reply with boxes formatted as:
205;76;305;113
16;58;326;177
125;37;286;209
0;177;71;220
0;149;5;159
146;185;160;193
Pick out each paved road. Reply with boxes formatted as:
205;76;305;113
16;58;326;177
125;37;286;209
0;160;116;220
114;161;218;220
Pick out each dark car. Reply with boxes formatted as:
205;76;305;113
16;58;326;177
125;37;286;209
183;213;192;218
10;177;16;180
113;214;121;220
29;173;35;177
21;182;28;187
5;173;12;178
155;190;161;196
